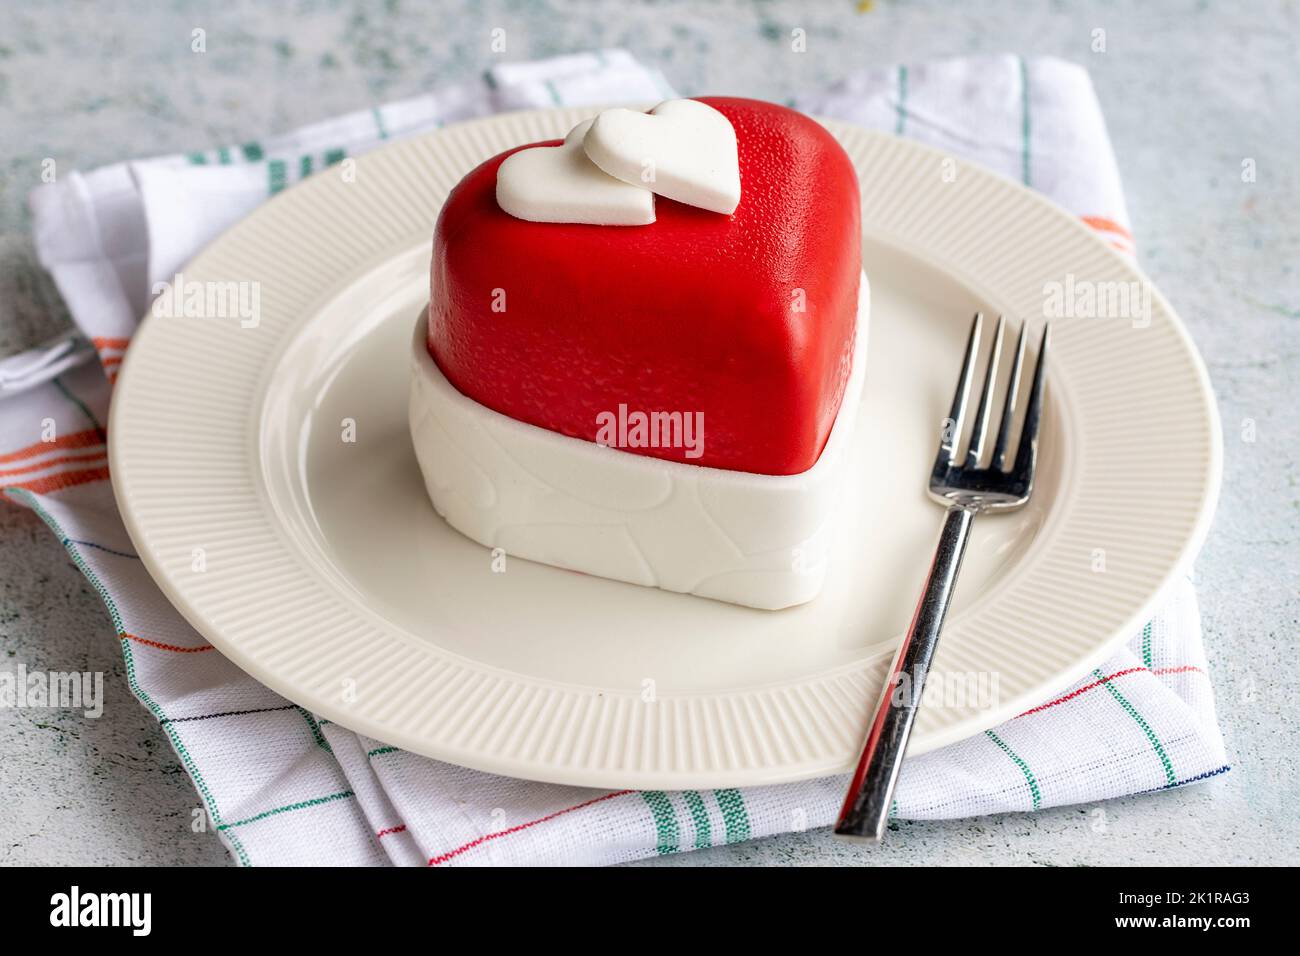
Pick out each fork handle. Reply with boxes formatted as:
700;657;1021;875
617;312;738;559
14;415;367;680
835;503;976;841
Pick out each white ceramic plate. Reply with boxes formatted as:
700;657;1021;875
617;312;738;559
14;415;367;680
110;108;1221;789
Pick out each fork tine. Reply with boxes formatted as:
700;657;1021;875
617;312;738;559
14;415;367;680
937;312;982;468
993;322;1028;471
965;315;1005;468
1012;323;1050;482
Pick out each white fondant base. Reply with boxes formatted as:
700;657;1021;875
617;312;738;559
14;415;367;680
408;274;869;610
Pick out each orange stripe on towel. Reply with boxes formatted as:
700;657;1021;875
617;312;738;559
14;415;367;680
0;450;107;478
2;465;111;495
91;336;131;350
1081;215;1133;241
121;632;215;654
0;429;104;465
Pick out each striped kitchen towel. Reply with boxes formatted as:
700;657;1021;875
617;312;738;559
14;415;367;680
2;52;1227;866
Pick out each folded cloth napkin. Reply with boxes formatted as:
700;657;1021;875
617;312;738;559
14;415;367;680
3;52;1228;866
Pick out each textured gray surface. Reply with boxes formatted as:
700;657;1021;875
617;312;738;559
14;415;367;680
0;1;1296;867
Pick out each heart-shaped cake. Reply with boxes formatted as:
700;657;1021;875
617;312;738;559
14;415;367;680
427;97;860;476
411;97;868;609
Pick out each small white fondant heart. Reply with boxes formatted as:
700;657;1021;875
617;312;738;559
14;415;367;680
582;99;741;215
496;119;655;226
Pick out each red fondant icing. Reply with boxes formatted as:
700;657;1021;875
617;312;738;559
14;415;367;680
427;97;861;476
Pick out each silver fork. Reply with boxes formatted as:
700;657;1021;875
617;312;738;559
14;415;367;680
834;312;1049;842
